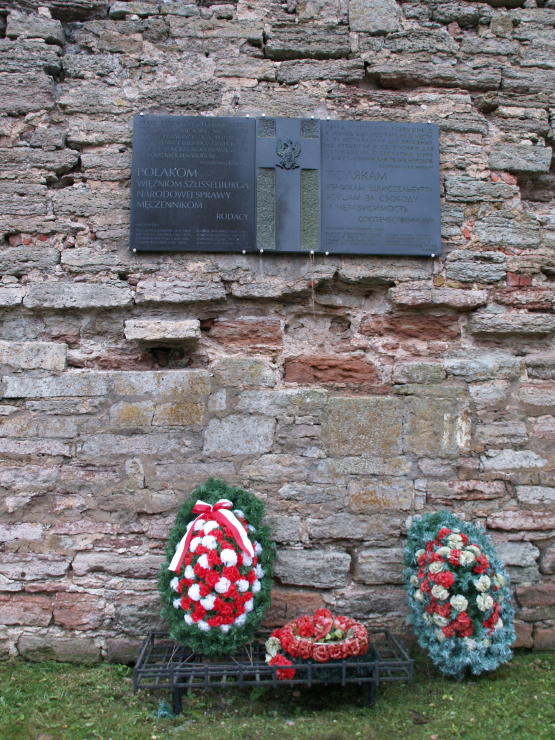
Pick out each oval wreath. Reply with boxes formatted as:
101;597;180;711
404;511;515;680
158;479;276;655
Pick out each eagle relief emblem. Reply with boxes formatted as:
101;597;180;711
276;139;301;169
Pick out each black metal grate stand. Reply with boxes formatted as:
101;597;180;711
134;630;413;713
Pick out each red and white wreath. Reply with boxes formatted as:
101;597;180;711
168;499;264;633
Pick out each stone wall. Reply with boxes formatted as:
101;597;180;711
1;0;555;662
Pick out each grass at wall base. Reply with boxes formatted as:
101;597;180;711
1;650;554;740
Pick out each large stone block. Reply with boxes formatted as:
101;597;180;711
105;637;142;664
276;59;364;84
427;480;508;502
445;250;506;283
0;594;52;627
319;456;411;478
0;71;55;114
481;449;547;471
275;548;351;588
0;553;69;580
3;372;109;398
533;626;555;652
349;0;401;33
0;246;60;277
392;362;446;384
307;513;401;543
389;285;488;311
154;461;237;490
469;313;555;335
204;416;276;456
265;24;351;60
516;583;555;608
72;552;164;578
135;276;225;304
0;341;66;371
516;486;555;505
0;38;62;75
487;510;555;530
335;585;407;621
444;174;519;202
24;282;133;309
263;514;302;543
212;358;276;389
208;319;282;347
0;287;23;306
124;319;200;346
18;635;100;664
489;144;552;175
405;397;470;456
540;542;555;575
0;523;43;542
322;397;403;456
6;10;65;45
495;541;540;569
352;548;404;585
263;588;326;627
284;356;378;385
82;433;185;458
109;400;154;428
241;455;309;483
53;593;105;630
360;314;460;342
475;213;540;249
443;354;523;382
0;148;79;178
519;382;555;409
346;477;414;511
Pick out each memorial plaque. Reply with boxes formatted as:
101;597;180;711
130;116;441;257
130;116;256;252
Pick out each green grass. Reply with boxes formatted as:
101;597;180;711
0;651;554;740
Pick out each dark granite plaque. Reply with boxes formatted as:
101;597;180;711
320;121;441;257
130;116;441;257
130;115;256;252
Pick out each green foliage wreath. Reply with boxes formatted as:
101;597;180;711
158;479;276;655
404;511;515;680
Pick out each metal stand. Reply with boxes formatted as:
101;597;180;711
134;629;412;713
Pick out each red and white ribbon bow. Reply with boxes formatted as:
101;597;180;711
169;498;254;573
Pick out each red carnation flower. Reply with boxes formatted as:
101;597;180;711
271;628;281;640
195;545;209;556
437;528;452;540
441;623;456;638
314;608;333;620
193;562;207;578
191;604;206;622
199;583;210;598
208;615;224;628
298;639;314;659
474;554;490;575
460;533;469;546
448;549;462;566
206;550;220;568
297;617;316;638
204;570;220;589
429;552;444;563
425;542;434;553
219;602;235;618
433;571;455;589
184;578;194;589
181;596;191;611
312;644;330;663
177;580;186;595
417;553;427;567
329;642;347;660
213;529;224;541
185;553;193;566
419;579;431;593
269;654;295;681
247;570;257;584
222;566;241;582
436;602;451;619
453;612;473;638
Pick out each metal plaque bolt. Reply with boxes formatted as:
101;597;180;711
427;120;431;124
242;250;246;254
246;114;250;118
140;112;144;116
310;250;314;255
431;253;435;258
259;249;263;253
133;248;137;252
325;252;329;255
311;116;314;119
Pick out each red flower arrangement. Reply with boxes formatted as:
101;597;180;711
265;609;370;680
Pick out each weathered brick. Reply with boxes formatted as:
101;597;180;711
208;318;282;346
495;541;540;569
349;0;400;33
284;356;378;384
513;621;534;649
203;416;276;456
489;144;553;175
212;358;276;389
540;542;555;575
241;455;309;483
445;250;506;283
53;593;105;630
0;341;66;371
516;583;555;608
389;285;488;310
443;354;523;382
519;383;555;409
0;553;69;581
307;513;401;543
24;282;133;310
71;552;164;578
427;479;508;502
487;510;555;530
6;10;65;46
0;594;52;627
134;277;225;304
405;397;471;456
346;477;414;511
360;314;460;341
392;362;446;384
124;319;200;345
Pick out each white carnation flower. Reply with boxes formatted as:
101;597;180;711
173;598;181;609
493;573;505;588
252;579;261;594
197;620;211;632
481;638;492;647
422;612;433;624
474;575;491;593
202;535;218;550
265;636;281;657
463;637;477;651
247;524;257;533
435;629;446;643
431;584;449;601
215;577;231;594
184;614;193;625
220;549;238;567
410;575;419;587
467;545;481;556
494;618;504;631
447;534;463;549
477;593;494;612
188;583;201;601
244;597;254;612
459;551;475;566
170;577;180;592
415;549;425;561
190;536;201;553
242;555;253;567
429;561;445;574
197;554;209;570
254;541;263;555
235;613;247;626
233;509;245;520
236;579;249;593
254;565;265;579
204;521;219;535
450;594;468;613
433;614;450;627
184;565;195;579
437;547;451;556
200;594;215;610
193;519;206;531
220;624;231;633
414;589;424;602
